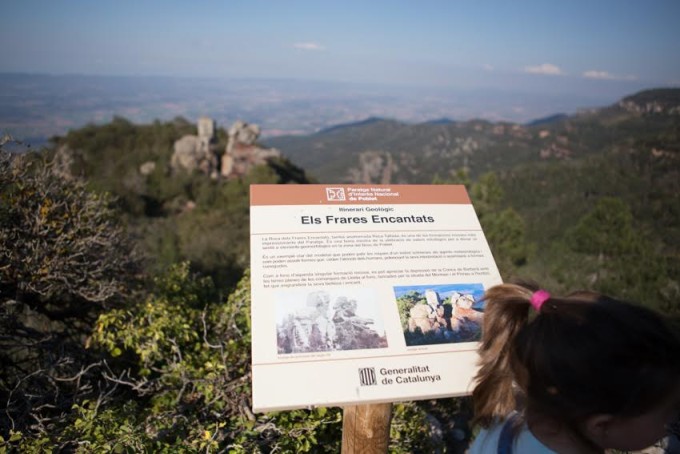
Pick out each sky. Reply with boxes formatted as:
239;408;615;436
2;0;679;96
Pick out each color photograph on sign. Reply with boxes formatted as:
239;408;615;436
393;283;485;346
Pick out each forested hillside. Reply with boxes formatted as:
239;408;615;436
1;88;678;451
267;88;680;313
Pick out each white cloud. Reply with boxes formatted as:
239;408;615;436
524;63;564;76
482;64;494;71
292;42;325;51
582;70;637;81
583;70;615;80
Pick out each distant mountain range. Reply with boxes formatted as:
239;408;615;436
265;88;680;184
524;113;569;127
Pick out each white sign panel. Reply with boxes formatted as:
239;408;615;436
250;184;502;412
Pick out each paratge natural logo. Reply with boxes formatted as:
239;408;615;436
325;187;346;201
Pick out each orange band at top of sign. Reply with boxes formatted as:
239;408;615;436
250;184;471;206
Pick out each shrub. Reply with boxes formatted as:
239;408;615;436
0;149;142;441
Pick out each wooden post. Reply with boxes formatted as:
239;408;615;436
341;403;393;454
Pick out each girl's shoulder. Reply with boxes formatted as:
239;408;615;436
468;417;556;454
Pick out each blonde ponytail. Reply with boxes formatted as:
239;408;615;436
471;283;534;427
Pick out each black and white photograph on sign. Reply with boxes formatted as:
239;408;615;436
276;288;388;354
394;283;485;346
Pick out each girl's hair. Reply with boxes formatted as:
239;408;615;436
472;282;680;430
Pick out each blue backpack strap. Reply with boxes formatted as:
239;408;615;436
497;412;520;454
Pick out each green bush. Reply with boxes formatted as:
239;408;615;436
3;262;466;452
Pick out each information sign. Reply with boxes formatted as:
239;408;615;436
250;184;502;412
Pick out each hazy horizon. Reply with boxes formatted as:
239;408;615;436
1;71;655;145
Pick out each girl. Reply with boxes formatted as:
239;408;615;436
469;282;680;453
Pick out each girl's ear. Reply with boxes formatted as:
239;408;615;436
583;413;614;445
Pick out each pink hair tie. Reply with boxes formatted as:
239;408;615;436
530;290;551;311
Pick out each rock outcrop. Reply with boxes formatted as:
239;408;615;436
139;161;156;176
170;117;281;178
346;150;396;184
51;145;77;180
618;89;680;115
619;100;680;115
221;120;280;178
170;117;220;177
